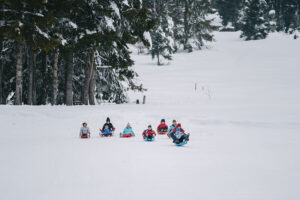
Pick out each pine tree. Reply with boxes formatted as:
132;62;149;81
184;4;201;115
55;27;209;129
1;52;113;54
240;0;269;40
215;0;245;29
280;0;299;33
268;8;277;32
170;0;218;52
146;0;174;65
151;26;173;65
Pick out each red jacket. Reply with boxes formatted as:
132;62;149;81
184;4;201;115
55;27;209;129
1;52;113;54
157;123;168;131
143;129;156;136
174;124;185;133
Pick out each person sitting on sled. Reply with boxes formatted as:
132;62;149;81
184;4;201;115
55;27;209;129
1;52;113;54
102;117;114;136
171;124;189;144
157;119;168;133
143;125;156;140
80;122;90;137
121;123;135;137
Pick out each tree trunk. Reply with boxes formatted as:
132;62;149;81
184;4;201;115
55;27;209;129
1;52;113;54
27;49;34;105
32;54;37;105
15;42;23;105
40;51;47;104
157;52;160;65
52;49;58;105
65;50;73;105
83;51;93;105
89;52;96;105
0;42;3;104
183;0;189;51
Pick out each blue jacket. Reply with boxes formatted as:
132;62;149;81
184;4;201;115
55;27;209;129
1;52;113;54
123;128;134;135
169;125;176;134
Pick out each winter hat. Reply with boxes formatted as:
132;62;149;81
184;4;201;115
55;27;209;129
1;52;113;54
148;125;152;128
161;119;165;122
106;117;110;122
172;120;177;122
177;123;181;127
127;123;131;128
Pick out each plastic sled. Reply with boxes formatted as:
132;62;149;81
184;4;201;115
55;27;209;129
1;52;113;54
157;131;168;135
175;140;187;146
120;133;134;138
80;134;90;139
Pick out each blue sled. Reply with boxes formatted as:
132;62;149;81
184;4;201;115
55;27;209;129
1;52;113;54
144;138;155;142
175;141;187;146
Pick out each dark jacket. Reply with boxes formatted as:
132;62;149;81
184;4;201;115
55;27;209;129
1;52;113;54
102;122;114;131
157;123;168;132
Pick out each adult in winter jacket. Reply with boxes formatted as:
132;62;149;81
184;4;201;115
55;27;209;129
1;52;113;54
80;122;90;137
143;125;156;139
171;124;189;144
102;117;114;135
157;119;168;132
168;120;177;135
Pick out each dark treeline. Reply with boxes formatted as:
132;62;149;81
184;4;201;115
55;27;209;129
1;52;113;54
0;0;299;105
213;0;300;39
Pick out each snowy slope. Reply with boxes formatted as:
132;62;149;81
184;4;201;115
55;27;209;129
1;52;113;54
1;32;300;200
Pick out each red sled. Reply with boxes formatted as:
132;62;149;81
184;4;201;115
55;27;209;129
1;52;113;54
120;133;134;138
80;134;90;139
158;131;168;135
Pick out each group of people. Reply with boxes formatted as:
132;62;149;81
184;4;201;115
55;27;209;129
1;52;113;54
79;118;190;144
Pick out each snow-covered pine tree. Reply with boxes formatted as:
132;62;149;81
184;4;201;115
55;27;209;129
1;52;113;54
145;0;174;65
215;0;245;30
240;0;269;40
170;0;218;52
93;0;154;103
279;0;300;34
151;26;173;65
268;8;277;32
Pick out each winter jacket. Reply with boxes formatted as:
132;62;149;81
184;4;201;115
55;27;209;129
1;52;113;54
174;131;184;139
103;129;112;135
157;123;168;132
123;128;134;135
143;129;156;137
102;123;114;131
168;124;176;134
80;127;90;136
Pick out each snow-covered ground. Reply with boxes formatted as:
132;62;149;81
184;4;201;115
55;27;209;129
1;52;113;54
1;32;299;200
